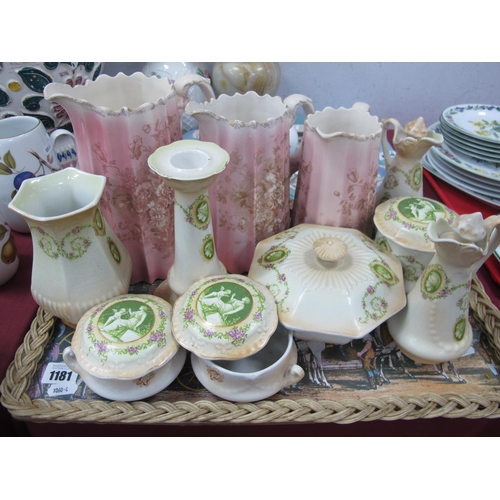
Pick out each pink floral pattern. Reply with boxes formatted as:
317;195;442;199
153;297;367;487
70;99;182;283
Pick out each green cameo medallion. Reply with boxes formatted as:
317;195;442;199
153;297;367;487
409;164;423;190
98;300;155;343
93;206;106;236
421;265;445;296
193;196;210;226
453;317;467;342
397;197;446;223
261;247;289;265
376;237;392;253
196;281;253;327
202;234;215;261
107;238;121;263
370;261;397;285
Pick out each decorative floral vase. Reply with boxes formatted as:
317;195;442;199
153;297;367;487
291;102;382;237
43;72;215;284
8;167;132;327
148;140;229;305
379;117;443;204
211;62;281;97
0;62;103;132
184;87;314;274
387;212;500;364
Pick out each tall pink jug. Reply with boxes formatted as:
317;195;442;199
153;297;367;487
291;103;383;236
44;72;215;284
183;86;314;274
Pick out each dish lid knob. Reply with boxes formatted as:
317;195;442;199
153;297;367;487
313;237;348;262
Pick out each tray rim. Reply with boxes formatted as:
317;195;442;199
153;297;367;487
2;276;500;425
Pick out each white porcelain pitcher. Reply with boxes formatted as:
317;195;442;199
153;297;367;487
379;117;443;204
387;212;500;364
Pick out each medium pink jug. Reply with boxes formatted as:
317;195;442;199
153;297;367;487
183;86;314;274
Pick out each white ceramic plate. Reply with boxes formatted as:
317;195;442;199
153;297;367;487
423;155;500;209
428;149;500;192
426;151;500;198
441;104;500;145
439;118;500;154
429;123;500;181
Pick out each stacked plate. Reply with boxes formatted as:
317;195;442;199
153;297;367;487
422;104;500;209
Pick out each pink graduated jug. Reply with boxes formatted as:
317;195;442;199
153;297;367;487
44;72;215;284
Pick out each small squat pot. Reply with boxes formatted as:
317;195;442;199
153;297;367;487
63;294;186;401
191;324;304;402
373;196;457;293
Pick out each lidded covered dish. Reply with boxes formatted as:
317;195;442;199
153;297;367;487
172;274;279;360
248;223;406;345
63;294;186;401
373;196;458;292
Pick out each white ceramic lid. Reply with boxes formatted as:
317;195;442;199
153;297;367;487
172;274;278;360
374;196;458;252
248;224;406;342
72;294;180;380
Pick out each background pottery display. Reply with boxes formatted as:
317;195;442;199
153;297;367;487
378;117;443;204
248;223;406;345
191;323;304;402
148;140;228;304
291;102;382;236
0;115;75;232
0;62;103;132
0;215;18;286
185;89;314;274
211;62;281;97
373;196;458;292
44;72;215;284
63;294;186;401
388;213;500;364
142;62;212;132
8;167;132;327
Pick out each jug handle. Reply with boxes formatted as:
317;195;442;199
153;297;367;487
381;118;399;170
284;94;315;176
49;129;77;167
173;74;215;111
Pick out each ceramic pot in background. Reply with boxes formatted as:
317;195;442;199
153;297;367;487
211;63;281;97
0;115;75;232
0;215;19;286
142;62;212;132
0;62;103;132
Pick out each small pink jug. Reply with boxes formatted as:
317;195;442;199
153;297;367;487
292;102;382;236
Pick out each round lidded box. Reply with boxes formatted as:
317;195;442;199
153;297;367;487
63;294;185;401
172;274;279;360
373;196;458;292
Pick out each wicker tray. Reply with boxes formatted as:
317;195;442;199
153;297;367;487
2;276;500;425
